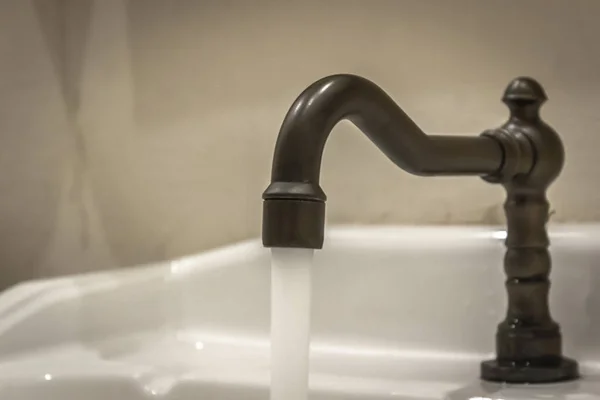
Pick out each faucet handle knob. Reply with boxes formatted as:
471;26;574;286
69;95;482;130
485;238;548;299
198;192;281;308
503;77;564;188
502;76;547;106
502;77;548;126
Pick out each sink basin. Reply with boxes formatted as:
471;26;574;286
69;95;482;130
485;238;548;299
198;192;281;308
1;225;600;399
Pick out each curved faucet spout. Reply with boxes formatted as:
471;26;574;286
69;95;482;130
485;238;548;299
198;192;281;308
262;74;510;249
268;74;503;189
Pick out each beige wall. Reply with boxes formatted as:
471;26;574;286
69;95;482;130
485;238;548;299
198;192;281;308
1;0;599;288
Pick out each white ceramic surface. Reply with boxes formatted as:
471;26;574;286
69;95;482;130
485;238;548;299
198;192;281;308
1;224;600;399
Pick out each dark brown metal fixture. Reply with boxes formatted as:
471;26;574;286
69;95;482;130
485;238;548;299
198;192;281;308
261;74;578;384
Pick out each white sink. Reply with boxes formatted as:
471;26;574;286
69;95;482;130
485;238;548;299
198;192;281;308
1;225;600;399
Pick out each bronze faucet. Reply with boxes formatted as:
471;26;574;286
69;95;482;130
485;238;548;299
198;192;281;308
261;74;578;383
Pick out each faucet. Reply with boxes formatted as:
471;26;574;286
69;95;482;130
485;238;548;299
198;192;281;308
261;74;578;384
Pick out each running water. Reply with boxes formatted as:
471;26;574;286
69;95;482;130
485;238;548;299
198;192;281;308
270;248;314;400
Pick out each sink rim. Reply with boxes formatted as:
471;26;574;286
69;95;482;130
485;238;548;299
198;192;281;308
1;223;600;399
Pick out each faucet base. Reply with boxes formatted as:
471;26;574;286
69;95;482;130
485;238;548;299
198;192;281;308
480;357;579;384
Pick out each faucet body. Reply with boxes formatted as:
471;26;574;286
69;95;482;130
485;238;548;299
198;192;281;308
262;74;578;383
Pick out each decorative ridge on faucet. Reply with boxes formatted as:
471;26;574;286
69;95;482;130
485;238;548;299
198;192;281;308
261;74;578;383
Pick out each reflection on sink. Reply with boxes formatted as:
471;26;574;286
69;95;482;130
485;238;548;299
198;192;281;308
0;225;599;399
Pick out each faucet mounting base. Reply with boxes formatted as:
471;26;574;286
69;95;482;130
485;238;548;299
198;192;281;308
480;357;579;384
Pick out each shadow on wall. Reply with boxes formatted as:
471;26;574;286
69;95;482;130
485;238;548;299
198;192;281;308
0;2;68;290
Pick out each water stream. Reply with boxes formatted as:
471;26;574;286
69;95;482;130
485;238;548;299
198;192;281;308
270;248;314;400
